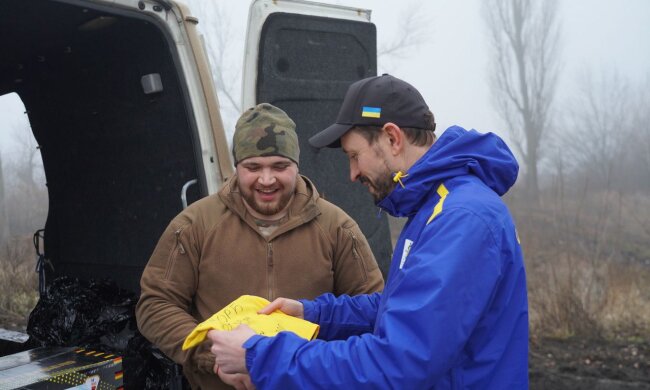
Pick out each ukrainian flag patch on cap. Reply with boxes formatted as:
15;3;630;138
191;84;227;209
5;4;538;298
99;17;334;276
361;106;381;118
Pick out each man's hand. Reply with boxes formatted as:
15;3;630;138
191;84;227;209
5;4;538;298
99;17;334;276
258;297;304;318
208;324;256;375
217;371;256;390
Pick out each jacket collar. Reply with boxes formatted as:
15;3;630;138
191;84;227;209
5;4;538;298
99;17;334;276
376;146;439;218
377;126;519;218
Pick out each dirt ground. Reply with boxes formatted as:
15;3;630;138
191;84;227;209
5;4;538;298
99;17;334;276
530;336;650;389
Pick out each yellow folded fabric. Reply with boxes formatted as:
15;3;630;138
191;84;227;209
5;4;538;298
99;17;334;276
182;295;319;350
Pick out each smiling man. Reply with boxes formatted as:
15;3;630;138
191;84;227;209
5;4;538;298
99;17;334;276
136;103;384;390
208;76;528;389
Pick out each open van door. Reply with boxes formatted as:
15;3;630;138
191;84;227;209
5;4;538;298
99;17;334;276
243;0;393;275
0;0;234;294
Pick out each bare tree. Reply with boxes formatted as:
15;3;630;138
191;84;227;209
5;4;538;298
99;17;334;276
563;71;650;195
610;74;650;235
630;75;650;193
483;0;561;203
565;71;631;188
548;71;650;327
377;3;431;74
0;153;8;246
4;125;47;236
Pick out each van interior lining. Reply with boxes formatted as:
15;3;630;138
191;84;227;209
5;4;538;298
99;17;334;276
0;0;201;293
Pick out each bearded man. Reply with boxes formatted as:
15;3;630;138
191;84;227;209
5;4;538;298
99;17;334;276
136;103;383;390
208;75;528;389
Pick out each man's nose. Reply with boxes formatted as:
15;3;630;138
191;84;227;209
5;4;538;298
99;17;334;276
349;162;360;182
258;169;276;185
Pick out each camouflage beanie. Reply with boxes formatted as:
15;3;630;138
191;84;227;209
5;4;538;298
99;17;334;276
232;103;300;165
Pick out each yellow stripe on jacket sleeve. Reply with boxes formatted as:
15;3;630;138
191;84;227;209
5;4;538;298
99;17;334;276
427;183;449;225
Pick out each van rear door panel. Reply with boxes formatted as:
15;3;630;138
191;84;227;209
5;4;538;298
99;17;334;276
250;5;392;275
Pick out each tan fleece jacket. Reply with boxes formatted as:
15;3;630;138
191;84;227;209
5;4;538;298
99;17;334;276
136;175;384;389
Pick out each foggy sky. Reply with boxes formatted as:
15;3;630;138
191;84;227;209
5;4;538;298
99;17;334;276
1;0;649;162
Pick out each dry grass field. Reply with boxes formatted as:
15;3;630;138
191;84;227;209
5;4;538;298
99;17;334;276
510;188;650;387
0;235;39;331
512;190;650;340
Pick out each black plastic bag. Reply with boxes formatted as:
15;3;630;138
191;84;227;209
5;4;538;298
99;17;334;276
124;333;186;389
25;276;189;389
27;276;136;348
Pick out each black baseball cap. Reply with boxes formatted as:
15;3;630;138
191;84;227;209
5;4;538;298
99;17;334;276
309;74;434;148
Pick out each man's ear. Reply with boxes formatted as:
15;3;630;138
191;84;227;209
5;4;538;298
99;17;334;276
382;122;404;156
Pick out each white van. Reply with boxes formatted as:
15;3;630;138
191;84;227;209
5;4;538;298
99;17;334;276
0;0;391;386
0;0;392;294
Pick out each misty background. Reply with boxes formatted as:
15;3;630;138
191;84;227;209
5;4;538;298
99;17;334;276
2;1;649;153
1;0;649;375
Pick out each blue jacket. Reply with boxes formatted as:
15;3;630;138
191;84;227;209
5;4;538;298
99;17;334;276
243;126;529;389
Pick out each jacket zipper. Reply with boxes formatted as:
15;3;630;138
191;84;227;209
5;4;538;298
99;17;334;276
351;232;360;260
350;232;368;283
267;242;274;300
164;228;185;280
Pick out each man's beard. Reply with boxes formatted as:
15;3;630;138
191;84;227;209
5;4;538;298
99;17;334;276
359;161;396;203
240;183;294;217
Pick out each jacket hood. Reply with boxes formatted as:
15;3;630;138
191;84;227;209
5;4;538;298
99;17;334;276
378;126;519;217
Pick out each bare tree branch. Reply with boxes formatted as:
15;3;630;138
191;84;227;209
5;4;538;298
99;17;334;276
483;0;562;203
3;123;47;236
377;3;432;73
377;3;429;58
565;71;631;180
0;153;8;245
633;75;650;192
